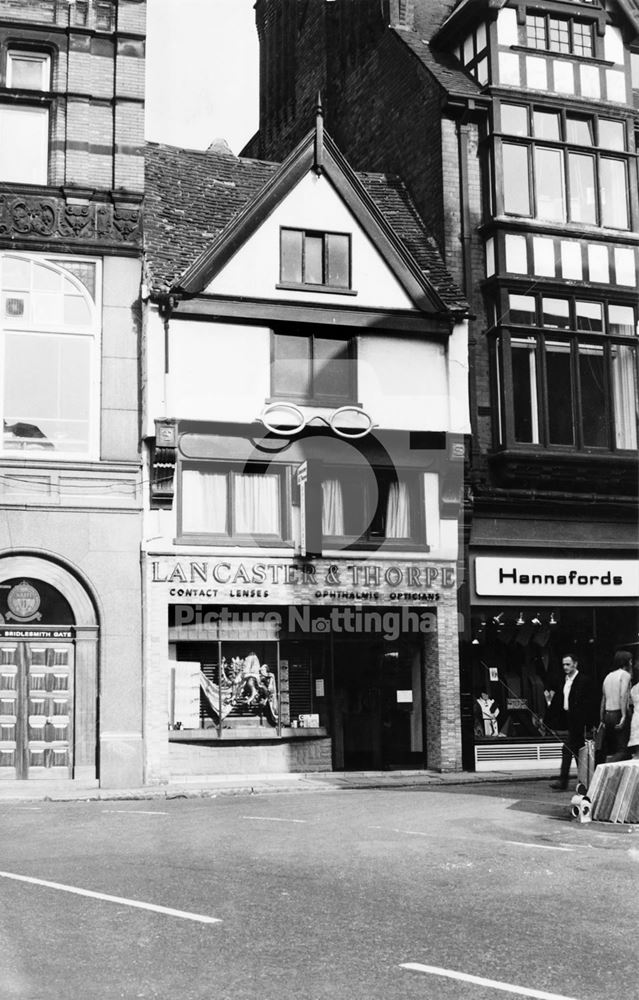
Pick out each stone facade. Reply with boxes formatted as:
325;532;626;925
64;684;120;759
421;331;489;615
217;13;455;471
0;1;145;788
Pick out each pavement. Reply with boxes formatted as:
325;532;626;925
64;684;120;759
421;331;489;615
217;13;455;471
0;768;556;803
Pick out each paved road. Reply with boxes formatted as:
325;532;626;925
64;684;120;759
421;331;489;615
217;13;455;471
0;779;636;1000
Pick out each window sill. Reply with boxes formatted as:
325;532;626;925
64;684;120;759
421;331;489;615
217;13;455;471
176;534;293;547
168;726;328;742
482;216;634;239
0;450;101;464
508;46;613;69
322;538;429;552
266;396;360;408
275;283;358;297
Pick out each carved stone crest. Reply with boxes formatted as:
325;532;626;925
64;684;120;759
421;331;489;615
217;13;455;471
6;580;42;623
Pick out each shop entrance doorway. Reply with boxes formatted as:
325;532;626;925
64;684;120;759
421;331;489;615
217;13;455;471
0;639;74;779
333;638;424;770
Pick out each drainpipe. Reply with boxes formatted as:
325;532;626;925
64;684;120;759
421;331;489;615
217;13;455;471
456;116;474;311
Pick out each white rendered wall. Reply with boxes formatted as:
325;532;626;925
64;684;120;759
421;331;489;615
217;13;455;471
152;317;463;433
357;335;449;430
166;319;270;423
204;171;418;312
448;320;470;434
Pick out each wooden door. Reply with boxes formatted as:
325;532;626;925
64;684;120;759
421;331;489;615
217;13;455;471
0;641;74;779
0;643;19;776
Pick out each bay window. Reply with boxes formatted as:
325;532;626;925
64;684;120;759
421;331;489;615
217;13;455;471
498;105;630;230
495;294;638;453
0;255;99;456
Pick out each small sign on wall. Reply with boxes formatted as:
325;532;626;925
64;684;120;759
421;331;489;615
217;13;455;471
489;667;499;682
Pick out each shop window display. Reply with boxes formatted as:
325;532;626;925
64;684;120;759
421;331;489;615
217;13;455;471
468;606;639;745
170;613;330;738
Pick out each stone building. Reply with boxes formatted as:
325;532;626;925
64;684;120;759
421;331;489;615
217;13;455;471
246;0;639;772
0;0;145;787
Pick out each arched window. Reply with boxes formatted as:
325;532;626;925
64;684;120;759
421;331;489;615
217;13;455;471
0;254;100;457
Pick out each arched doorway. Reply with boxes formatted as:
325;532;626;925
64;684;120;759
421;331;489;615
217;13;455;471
0;556;98;781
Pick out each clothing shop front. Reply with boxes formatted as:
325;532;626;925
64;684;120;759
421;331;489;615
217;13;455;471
464;551;639;772
143;555;460;782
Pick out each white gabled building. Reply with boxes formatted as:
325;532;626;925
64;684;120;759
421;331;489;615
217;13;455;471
142;118;470;782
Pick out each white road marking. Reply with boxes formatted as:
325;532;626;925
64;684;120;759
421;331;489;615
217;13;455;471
0;871;221;924
241;815;307;824
370;825;430;837
505;841;575;852
102;810;169;816
401;963;581;1000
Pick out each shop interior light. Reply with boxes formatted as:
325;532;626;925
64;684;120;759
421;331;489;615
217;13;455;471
516;612;525;626
549;612;557;625
531;613;541;626
492;612;504;626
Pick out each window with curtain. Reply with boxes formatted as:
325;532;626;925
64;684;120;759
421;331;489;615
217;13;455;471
181;464;285;541
499;105;630;230
321;469;419;547
496;293;638;453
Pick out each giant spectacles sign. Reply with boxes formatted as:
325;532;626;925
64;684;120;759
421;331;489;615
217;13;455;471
475;557;639;599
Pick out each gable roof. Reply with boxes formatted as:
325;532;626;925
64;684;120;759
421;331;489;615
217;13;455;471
144;135;467;313
144;144;277;293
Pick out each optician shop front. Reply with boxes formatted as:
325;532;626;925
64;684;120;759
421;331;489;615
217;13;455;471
464;552;639;773
142;555;462;783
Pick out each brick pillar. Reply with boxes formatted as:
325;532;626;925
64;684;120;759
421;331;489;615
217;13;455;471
424;593;462;772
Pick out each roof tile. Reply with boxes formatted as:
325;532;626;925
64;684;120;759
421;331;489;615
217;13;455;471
144;141;466;311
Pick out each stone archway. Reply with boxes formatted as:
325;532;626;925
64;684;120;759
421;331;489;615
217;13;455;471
0;554;99;781
0;554;98;627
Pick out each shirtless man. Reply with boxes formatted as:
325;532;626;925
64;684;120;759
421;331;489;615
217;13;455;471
600;650;633;762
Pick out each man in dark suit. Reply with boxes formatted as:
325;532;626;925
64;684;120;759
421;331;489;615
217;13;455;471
550;653;596;790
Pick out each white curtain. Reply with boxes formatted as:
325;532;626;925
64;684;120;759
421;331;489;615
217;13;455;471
235;474;280;534
322;479;344;535
182;469;227;533
386;480;410;539
612;345;638;450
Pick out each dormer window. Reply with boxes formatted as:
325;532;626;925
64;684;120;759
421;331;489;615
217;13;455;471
7;50;50;91
279;228;351;291
526;14;594;58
